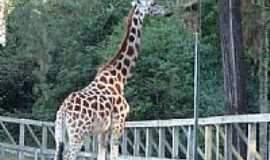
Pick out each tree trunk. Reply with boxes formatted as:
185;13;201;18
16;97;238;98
219;0;247;159
256;2;269;158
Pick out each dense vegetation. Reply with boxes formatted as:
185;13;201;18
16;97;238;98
0;0;269;121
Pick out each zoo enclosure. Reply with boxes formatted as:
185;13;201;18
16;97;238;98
0;113;270;160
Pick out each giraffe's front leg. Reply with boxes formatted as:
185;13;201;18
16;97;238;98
110;99;129;159
110;122;124;160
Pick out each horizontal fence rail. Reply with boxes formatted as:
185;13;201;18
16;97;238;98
0;113;270;160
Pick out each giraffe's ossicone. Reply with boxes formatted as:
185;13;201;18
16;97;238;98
54;0;172;160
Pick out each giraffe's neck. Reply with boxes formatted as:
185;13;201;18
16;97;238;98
103;6;144;84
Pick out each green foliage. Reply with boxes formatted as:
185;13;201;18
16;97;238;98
0;0;267;120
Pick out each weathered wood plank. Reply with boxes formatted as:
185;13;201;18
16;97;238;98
125;114;270;128
224;124;232;160
145;128;152;157
158;128;165;158
41;126;47;160
247;123;262;160
1;114;270;128
187;126;193;160
172;127;179;158
121;129;128;155
205;126;213;160
215;125;220;160
18;123;25;160
134;128;140;156
0;142;97;158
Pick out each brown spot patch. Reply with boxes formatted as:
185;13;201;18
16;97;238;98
75;97;81;104
103;72;109;76
83;100;89;107
97;84;105;89
121;68;127;76
115;83;121;94
129;35;135;42
108;86;117;95
117;73;122;81
67;105;73;110
82;108;87;114
113;107;118;113
88;91;94;95
100;76;107;83
127;46;134;56
87;97;94;101
92;102;97;110
116;62;122;70
75;105;80;111
131;27;136;34
100;104;105;110
110;70;116;76
133;18;138;25
105;102;111;110
100;96;106;101
116;96;122;104
88;110;92;117
124;58;130;66
109;78;114;84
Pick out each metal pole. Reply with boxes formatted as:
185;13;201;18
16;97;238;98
192;32;199;160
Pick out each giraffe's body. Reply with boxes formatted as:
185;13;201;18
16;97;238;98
54;1;172;160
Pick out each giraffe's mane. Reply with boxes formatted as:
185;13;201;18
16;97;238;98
98;6;136;73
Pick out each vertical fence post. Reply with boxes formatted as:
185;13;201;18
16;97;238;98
121;129;128;155
92;135;98;154
84;136;91;153
225;124;232;160
0;146;4;158
216;125;220;160
145;128;152;157
134;128;140;156
268;123;270;160
158;128;165;158
247;123;257;160
18;122;25;160
172;127;179;158
41;125;47;160
187;126;194;160
259;122;268;160
205;125;213;160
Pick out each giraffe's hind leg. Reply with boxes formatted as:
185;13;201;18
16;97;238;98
64;123;87;160
97;131;109;160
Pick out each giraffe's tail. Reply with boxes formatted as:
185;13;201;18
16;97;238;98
54;106;66;160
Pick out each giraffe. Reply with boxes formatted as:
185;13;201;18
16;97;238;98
54;0;172;160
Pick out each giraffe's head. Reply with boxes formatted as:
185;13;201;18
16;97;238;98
132;0;173;17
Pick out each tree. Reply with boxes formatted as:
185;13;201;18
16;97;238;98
219;0;247;159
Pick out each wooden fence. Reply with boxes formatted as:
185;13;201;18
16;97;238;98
0;113;270;160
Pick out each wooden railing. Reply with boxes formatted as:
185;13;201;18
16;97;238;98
0;113;270;160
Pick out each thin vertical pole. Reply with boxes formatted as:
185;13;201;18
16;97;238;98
192;31;200;160
192;0;201;158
